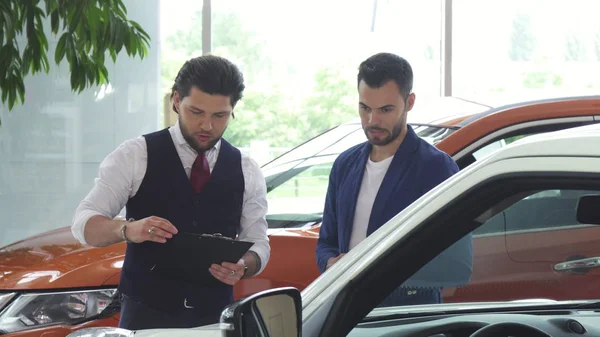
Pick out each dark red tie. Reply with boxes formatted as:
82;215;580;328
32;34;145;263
190;152;210;193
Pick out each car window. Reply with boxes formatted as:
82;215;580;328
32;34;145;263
462;118;600;168
261;123;362;179
471;134;533;161
365;187;600;315
267;161;334;217
411;124;458;145
473;189;596;236
263;124;457;228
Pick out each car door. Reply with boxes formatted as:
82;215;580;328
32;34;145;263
311;153;600;337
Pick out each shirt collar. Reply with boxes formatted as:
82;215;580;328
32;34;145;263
172;120;221;155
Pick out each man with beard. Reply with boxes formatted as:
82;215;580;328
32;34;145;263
71;55;269;329
316;52;472;306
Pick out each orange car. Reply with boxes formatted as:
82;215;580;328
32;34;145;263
1;96;599;336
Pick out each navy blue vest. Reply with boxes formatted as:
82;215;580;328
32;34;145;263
118;129;245;317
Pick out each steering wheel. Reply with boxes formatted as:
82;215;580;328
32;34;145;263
469;322;551;337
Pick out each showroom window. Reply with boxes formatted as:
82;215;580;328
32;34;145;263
161;0;443;159
1;0;599;248
452;0;600;106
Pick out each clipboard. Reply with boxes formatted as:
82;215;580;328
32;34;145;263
153;232;254;286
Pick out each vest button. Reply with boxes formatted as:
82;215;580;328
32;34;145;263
193;221;198;226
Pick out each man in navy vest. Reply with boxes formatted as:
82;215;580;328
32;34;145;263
316;53;473;307
71;55;270;329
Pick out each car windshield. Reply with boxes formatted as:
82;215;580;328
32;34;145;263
263;123;457;227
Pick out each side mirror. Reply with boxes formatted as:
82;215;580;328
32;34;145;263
220;287;302;337
577;195;600;225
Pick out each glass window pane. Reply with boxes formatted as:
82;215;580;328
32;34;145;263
453;0;600;105
0;0;161;247
210;0;443;157
267;158;337;216
364;187;600;316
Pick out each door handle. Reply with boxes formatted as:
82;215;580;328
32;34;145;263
554;257;600;272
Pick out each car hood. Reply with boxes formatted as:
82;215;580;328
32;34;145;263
0;226;301;290
0;226;125;290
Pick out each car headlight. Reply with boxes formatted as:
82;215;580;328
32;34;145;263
66;327;133;337
0;289;117;334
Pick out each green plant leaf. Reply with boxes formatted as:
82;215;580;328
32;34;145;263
45;0;57;14
70;63;78;91
87;6;102;36
116;0;127;15
99;64;109;81
21;46;32;75
113;0;126;18
50;10;59;34
16;78;25;103
2;83;9;102
55;33;68;63
0;0;152;116
8;78;16;110
129;20;150;40
115;19;125;54
78;63;86;91
36;28;49;54
40;50;50;73
124;28;132;56
2;12;14;40
109;49;117;63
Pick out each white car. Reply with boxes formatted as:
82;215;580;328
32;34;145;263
69;123;600;337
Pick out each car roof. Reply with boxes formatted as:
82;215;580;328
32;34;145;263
456;95;600;127
341;95;600;129
342;96;493;127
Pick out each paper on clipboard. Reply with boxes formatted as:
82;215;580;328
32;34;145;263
153;232;254;286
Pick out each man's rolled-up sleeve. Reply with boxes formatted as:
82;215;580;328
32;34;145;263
239;157;270;275
71;139;142;245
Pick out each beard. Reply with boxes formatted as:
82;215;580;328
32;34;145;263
364;120;404;146
179;118;225;153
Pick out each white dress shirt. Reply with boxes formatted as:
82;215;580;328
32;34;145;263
72;121;270;274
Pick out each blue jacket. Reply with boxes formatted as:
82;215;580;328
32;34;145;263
316;125;473;289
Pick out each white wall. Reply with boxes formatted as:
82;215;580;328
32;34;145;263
0;0;161;247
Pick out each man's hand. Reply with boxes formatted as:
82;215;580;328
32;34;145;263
326;253;345;270
209;262;246;285
125;216;178;243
